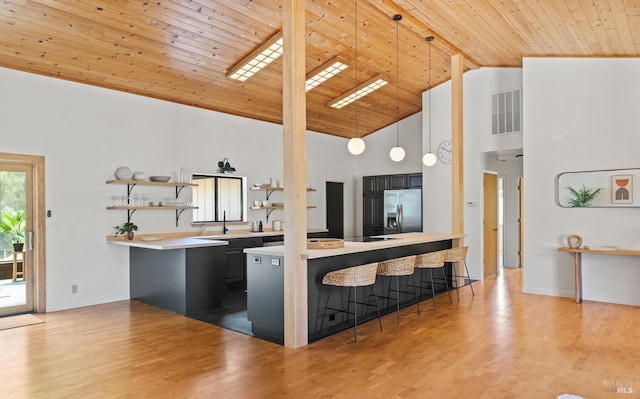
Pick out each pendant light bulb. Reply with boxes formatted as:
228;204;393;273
390;146;406;162
348;137;366;155
423;152;437;166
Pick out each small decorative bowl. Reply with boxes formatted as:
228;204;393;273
133;171;147;181
149;176;171;182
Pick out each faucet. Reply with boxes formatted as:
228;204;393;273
223;210;228;234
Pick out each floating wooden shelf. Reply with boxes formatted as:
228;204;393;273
250;186;316;221
107;206;198;210
106;179;197;187
107;179;196;226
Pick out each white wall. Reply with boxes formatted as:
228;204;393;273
523;57;640;305
0;66;425;311
422;67;523;279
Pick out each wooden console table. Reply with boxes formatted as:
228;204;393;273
558;247;640;303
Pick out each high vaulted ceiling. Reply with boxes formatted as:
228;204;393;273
1;1;639;138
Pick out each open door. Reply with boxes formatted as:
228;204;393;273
0;153;45;315
483;172;498;277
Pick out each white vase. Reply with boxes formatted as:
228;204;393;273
114;166;133;180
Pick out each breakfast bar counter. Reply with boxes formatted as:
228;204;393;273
244;233;463;344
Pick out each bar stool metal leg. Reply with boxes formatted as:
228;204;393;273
464;261;475;296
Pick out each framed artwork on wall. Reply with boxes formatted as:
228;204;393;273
612;175;633;204
557;168;639;208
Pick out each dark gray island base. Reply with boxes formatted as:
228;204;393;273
246;234;458;345
130;246;227;316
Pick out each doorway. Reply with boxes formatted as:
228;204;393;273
0;153;45;316
325;182;344;238
483;172;498;277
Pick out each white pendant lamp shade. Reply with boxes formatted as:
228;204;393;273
422;152;437;166
390;146;405;162
348;137;366;155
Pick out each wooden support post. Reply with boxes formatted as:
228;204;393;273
282;0;308;349
451;54;464;284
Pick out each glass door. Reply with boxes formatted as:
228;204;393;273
0;163;33;315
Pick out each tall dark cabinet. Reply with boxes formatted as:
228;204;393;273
363;173;422;236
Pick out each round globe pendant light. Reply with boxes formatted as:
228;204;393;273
390;146;406;162
389;14;405;162
422;152;437;166
347;0;365;155
423;36;436;166
348;137;366;155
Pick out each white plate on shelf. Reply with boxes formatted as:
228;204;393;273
141;236;163;242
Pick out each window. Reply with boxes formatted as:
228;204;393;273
192;174;247;223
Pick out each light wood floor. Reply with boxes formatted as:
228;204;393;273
1;269;638;398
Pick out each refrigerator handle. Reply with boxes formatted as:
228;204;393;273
398;204;403;233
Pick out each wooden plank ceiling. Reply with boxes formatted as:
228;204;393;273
1;0;639;138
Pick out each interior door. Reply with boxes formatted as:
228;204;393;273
325;182;344;238
518;177;524;268
0;162;34;315
483;172;498;277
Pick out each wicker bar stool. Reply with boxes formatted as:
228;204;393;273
415;250;452;310
376;255;420;324
445;246;475;300
319;262;382;342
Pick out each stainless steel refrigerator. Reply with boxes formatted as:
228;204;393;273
383;189;422;234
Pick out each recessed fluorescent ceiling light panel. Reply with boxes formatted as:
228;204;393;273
305;56;349;92
328;75;389;109
227;31;283;81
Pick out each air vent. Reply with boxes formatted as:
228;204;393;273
491;88;522;135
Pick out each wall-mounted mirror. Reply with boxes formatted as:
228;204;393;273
557;168;640;208
192;173;247;222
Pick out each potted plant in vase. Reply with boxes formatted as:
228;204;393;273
566;185;602;207
0;210;26;251
114;221;138;240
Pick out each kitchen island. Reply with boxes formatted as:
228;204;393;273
107;229;328;316
244;232;463;344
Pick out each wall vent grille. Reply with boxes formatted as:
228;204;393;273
491;88;522;135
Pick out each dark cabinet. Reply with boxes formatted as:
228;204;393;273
363;176;375;195
363;173;421;236
307;231;328;239
226;237;263;284
363;195;377;230
390;174;407;189
375;175;389;194
408;173;422;188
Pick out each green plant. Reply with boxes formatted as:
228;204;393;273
566;185;602;207
114;221;138;237
0;210;25;243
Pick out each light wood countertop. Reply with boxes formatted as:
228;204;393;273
244;232;463;259
107;229;328;250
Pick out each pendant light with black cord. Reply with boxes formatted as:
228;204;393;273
422;36;437;166
347;0;365;155
389;14;405;162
